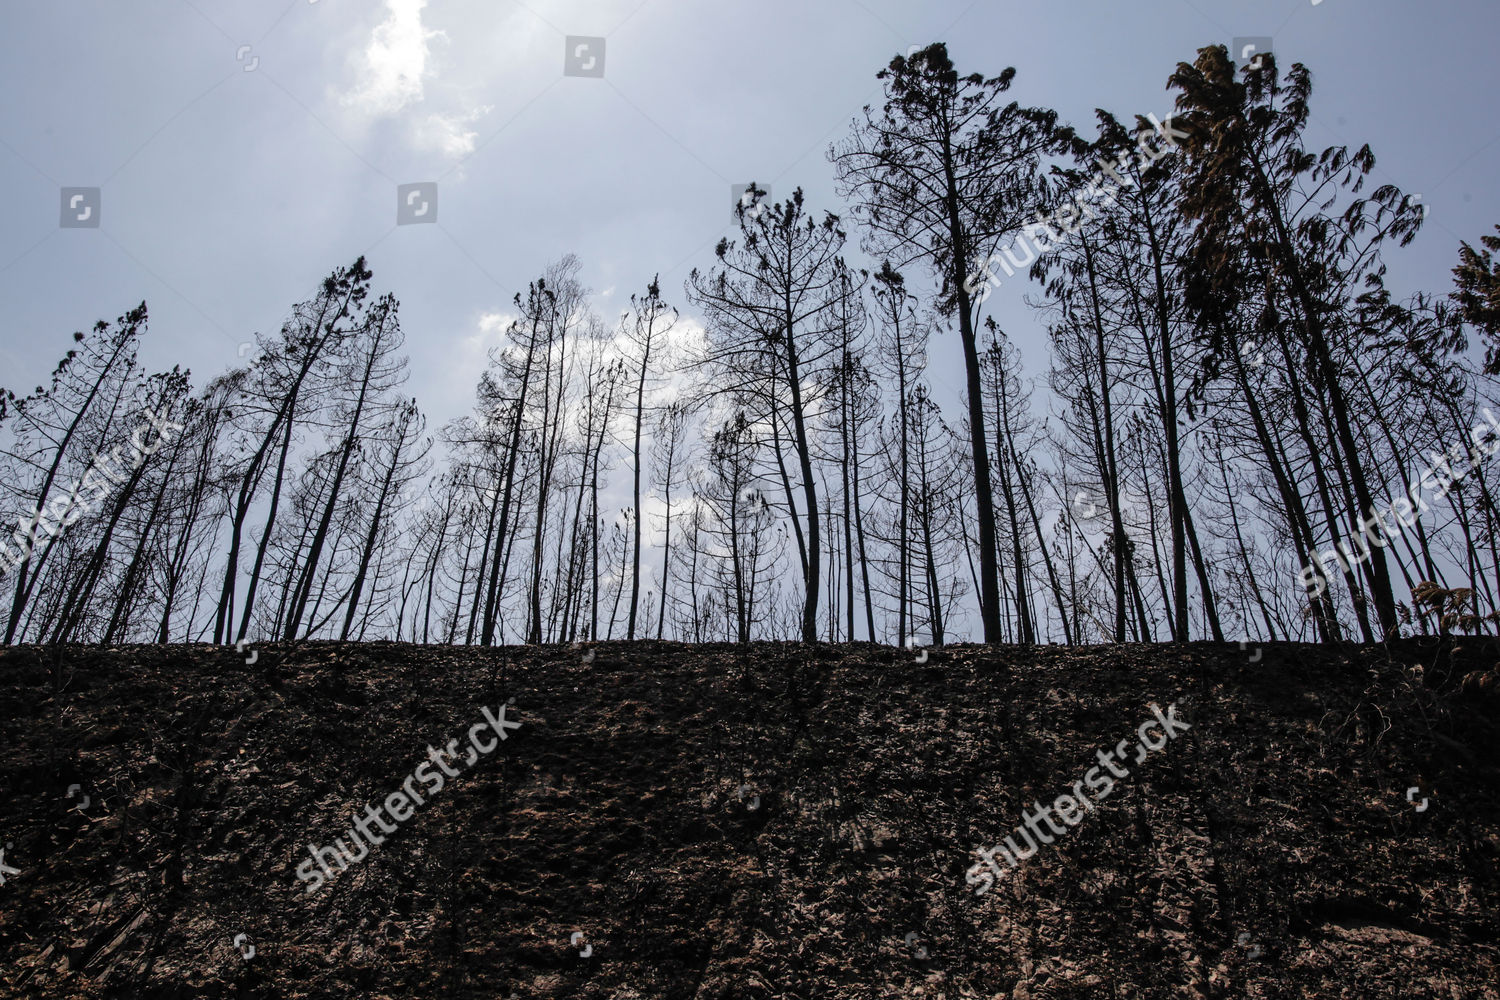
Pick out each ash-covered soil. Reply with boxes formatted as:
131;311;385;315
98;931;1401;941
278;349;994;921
0;639;1497;999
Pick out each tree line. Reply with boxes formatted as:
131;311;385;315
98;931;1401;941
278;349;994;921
5;43;1500;647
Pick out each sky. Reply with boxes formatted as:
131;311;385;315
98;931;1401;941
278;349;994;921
2;0;1497;443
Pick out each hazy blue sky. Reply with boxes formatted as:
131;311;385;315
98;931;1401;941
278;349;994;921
2;0;1496;429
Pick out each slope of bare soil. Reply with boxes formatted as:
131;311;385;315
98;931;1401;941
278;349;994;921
0;639;1497;999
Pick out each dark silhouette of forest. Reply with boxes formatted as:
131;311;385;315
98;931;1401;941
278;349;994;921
6;43;1500;649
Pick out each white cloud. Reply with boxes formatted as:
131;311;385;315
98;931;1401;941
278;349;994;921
342;0;440;118
418;106;492;159
340;0;493;160
472;310;517;350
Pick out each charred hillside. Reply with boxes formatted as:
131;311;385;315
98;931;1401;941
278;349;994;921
0;639;1497;998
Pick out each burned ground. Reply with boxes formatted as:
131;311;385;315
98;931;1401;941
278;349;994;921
0;639;1497;998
